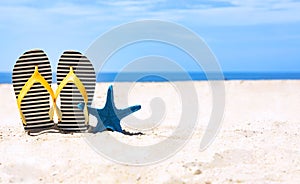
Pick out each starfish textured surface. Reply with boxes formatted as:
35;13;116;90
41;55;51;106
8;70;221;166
78;85;141;133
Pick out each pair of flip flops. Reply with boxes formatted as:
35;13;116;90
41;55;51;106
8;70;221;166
12;49;96;134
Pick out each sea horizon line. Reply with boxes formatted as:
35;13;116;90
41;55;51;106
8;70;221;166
1;71;300;84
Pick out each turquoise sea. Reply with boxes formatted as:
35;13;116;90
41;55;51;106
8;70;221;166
1;72;300;83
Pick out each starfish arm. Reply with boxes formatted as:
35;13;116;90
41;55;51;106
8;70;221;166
93;118;106;133
87;107;99;117
78;103;99;117
117;105;141;119
104;118;123;133
104;85;115;109
113;121;123;133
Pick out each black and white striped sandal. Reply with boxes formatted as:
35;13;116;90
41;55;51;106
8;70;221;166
56;51;96;132
12;49;59;134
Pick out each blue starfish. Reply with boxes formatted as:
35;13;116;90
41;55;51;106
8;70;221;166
77;85;141;134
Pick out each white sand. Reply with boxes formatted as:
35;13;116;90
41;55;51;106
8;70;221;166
0;81;300;183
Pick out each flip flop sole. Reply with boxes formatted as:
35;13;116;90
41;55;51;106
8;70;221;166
57;51;96;132
12;49;55;132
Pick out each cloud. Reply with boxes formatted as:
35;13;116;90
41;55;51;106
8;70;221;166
1;0;300;27
0;0;300;33
0;0;299;72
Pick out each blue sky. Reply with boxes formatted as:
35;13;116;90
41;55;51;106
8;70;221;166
1;0;300;72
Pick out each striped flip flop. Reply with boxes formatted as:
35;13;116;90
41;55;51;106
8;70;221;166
56;51;96;132
12;49;56;133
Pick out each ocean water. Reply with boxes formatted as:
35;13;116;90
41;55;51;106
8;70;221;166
1;72;300;84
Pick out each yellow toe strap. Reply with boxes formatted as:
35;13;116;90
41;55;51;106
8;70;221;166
17;66;58;125
55;66;89;125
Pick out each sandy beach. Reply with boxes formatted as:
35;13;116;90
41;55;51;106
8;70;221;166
0;80;300;183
